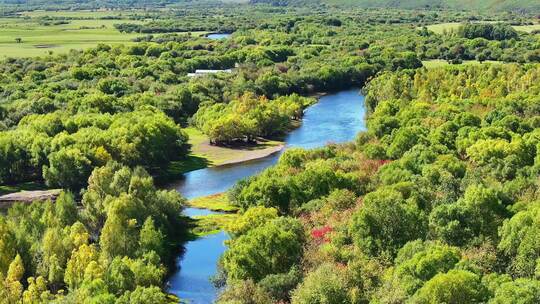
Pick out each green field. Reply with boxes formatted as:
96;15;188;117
425;22;461;34
513;24;540;33
422;59;502;68
425;21;540;34
0;13;210;58
319;0;540;12
19;9;144;18
0;17;145;57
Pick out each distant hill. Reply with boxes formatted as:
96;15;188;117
249;0;540;12
2;0;177;9
3;0;539;13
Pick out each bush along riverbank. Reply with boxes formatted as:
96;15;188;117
167;88;368;302
215;63;540;303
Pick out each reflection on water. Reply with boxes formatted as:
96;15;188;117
168;89;366;199
168;231;229;304
168;89;366;303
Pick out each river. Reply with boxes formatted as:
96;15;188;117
167;89;367;303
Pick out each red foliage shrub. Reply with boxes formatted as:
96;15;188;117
311;226;332;243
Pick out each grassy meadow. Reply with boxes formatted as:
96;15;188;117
0;10;207;58
425;21;540;34
19;9;143;18
513;24;540;33
0;16;143;57
422;59;502;68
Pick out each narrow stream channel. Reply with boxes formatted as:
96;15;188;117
167;89;367;303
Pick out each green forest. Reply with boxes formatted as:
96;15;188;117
0;1;540;304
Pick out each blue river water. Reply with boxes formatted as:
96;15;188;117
167;89;366;303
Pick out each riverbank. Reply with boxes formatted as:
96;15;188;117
167;89;366;302
166;128;285;177
166;92;331;177
185;128;285;167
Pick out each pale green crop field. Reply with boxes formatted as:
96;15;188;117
0;17;145;57
425;22;540;34
513;24;540;33
20;9;143;18
422;59;503;68
425;22;462;34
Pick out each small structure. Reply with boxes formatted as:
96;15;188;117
187;69;233;77
0;189;62;209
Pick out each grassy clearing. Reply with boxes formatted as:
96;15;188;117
0;17;143;57
188;193;238;212
425;22;462;34
19;10;143;18
422;59;502;68
0;13;208;58
183;127;284;167
166;155;210;177
513;24;540;33
424;22;540;34
164;128;283;179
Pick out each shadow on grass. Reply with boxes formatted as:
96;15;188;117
154;155;211;185
168;155;211;175
210;137;283;151
0;181;47;196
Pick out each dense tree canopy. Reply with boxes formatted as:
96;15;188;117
0;163;184;302
219;63;540;303
1;4;540;303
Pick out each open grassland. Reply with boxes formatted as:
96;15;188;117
425;21;540;34
19;9;145;18
425;22;461;34
0;17;144;57
0;10;209;58
322;0;540;12
422;59;502;68
513;24;540;33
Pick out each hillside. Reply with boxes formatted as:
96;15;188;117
5;0;540;12
250;0;540;12
2;0;177;10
